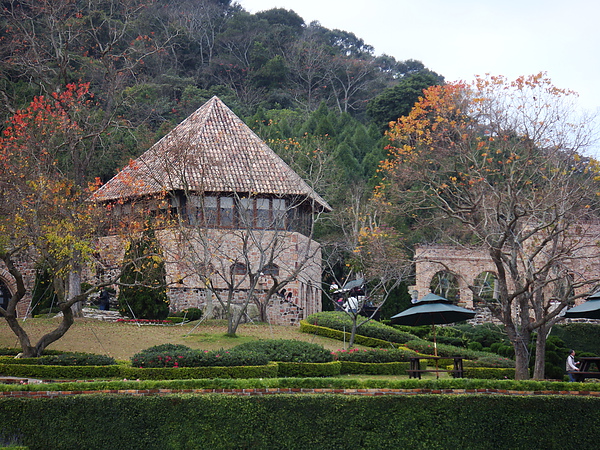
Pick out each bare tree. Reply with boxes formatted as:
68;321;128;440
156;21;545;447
322;186;410;347
382;74;600;379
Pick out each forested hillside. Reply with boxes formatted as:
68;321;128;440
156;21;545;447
0;0;442;313
0;0;443;186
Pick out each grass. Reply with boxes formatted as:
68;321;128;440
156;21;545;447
0;317;354;360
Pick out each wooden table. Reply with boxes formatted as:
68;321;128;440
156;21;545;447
408;356;464;379
571;356;600;382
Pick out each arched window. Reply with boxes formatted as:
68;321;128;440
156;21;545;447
430;270;460;302
0;280;11;311
230;262;248;276
473;271;498;302
262;264;279;276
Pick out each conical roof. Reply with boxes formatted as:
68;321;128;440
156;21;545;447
92;96;331;210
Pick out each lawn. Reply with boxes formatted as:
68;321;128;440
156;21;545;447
0;317;351;360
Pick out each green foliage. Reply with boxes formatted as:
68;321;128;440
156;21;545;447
233;339;334;363
1;394;600;448
118;226;169;320
306;311;419;344
181;307;203;321
299;321;395;347
131;344;268;368
463;367;516;379
120;363;279;380
0;353;115;366
367;70;444;130
276;361;341;377
551;323;600;356
30;265;58;316
0;363;121;380
332;347;418;363
339;361;411;375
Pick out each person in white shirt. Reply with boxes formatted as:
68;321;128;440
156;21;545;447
566;349;580;382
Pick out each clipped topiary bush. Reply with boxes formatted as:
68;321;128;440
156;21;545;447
306;312;418;344
233;339;334;363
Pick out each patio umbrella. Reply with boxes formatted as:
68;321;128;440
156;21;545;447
390;293;476;356
564;291;600;319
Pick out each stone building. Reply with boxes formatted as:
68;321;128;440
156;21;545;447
92;96;331;325
413;232;600;324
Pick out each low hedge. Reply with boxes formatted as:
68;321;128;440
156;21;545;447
332;347;418;363
463;367;516;380
0;353;116;366
340;361;411;375
306;311;418;344
299;320;393;348
276;361;341;377
0;363;121;380
0;362;278;380
3;376;600;393
121;362;279;380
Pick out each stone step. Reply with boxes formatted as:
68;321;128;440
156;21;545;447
82;308;122;322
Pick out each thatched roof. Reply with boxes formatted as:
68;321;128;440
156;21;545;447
92;96;331;211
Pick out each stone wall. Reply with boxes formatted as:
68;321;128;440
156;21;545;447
96;226;323;326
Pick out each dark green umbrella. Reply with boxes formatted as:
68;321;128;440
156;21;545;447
390;293;476;356
564;291;600;319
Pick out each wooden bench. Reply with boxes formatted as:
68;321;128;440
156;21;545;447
570;371;600;382
408;356;465;379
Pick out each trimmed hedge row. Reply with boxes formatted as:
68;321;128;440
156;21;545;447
1;376;597;393
1;394;600;449
299;320;393;348
463;367;516;380
306;311;418;343
0;362;279;380
340;361;411;375
276;361;341;377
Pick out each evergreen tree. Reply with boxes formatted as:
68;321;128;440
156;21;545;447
118;226;169;320
30;265;58;316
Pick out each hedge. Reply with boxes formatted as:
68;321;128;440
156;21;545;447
340;361;411;375
276;361;341;377
463;367;517;380
2;376;599;393
299;320;394;348
0;362;278;380
0;363;121;380
1;395;600;449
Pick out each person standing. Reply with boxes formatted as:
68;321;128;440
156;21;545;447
566;349;580;382
99;287;111;311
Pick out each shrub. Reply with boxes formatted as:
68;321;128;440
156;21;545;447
332;347;418;363
181;307;203;321
306;312;418;344
233;339;333;363
131;344;268;368
33;353;115;366
463;356;515;368
276;361;341;377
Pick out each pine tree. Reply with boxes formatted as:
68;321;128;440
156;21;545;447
118;226;169;320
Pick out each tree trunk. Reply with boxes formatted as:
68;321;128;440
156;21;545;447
69;270;83;318
512;335;531;380
532;325;549;380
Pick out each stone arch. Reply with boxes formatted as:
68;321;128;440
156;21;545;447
472;271;499;303
414;245;498;308
429;270;460;303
